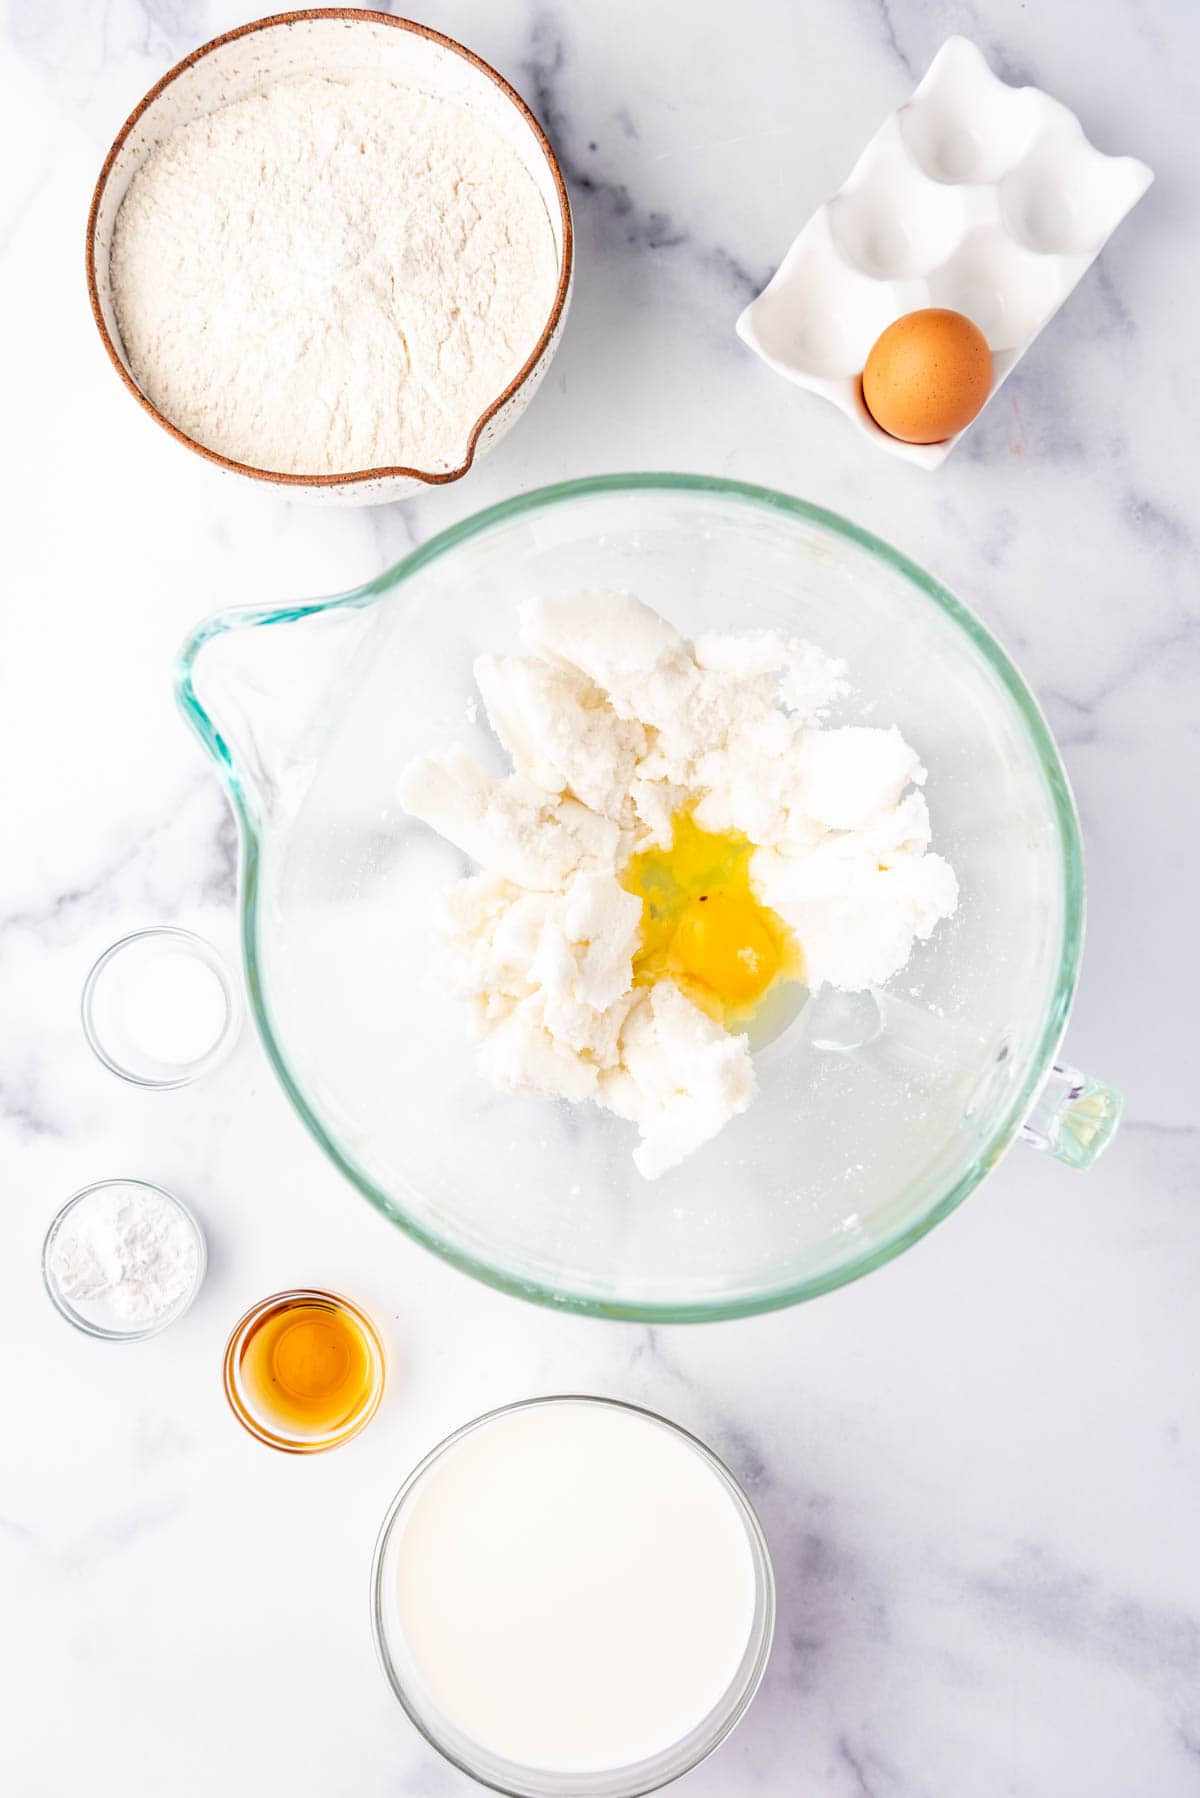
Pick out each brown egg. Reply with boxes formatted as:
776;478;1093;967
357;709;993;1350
862;309;992;445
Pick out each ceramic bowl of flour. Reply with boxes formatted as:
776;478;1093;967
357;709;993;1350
86;12;573;505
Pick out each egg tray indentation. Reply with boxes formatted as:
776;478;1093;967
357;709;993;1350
737;36;1153;468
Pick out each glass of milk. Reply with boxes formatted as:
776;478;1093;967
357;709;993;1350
371;1395;775;1795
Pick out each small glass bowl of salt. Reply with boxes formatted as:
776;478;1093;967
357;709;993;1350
43;1179;207;1341
82;927;240;1087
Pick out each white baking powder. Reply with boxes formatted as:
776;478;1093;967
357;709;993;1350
110;74;559;475
49;1184;201;1329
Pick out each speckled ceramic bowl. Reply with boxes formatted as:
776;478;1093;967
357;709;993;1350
85;10;573;505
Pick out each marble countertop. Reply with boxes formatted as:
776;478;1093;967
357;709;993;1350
4;2;1198;1793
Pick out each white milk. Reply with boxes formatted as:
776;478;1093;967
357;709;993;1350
381;1399;763;1774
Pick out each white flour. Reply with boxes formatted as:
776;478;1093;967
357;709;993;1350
110;75;559;476
49;1184;200;1328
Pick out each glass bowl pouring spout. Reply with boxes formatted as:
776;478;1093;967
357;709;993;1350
177;591;383;835
175;474;1119;1323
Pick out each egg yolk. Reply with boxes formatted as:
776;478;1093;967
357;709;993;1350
622;810;802;1024
671;892;780;1006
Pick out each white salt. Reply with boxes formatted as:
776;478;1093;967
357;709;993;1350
90;939;229;1072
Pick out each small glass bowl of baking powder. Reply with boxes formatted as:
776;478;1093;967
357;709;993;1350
42;1179;207;1341
82;927;241;1088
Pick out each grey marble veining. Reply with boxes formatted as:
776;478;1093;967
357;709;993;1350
3;2;1199;1795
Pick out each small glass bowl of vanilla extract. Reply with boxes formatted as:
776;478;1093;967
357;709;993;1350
223;1289;385;1453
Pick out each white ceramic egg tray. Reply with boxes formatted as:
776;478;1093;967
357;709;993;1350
737;37;1152;468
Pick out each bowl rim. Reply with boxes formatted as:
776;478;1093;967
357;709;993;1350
368;1393;776;1797
176;472;1085;1322
84;7;574;490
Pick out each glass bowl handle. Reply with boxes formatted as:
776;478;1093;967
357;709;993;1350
1020;1062;1123;1170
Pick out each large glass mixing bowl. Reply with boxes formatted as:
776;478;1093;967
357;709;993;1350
177;475;1120;1320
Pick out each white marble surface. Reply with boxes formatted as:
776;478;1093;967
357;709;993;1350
3;2;1198;1793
